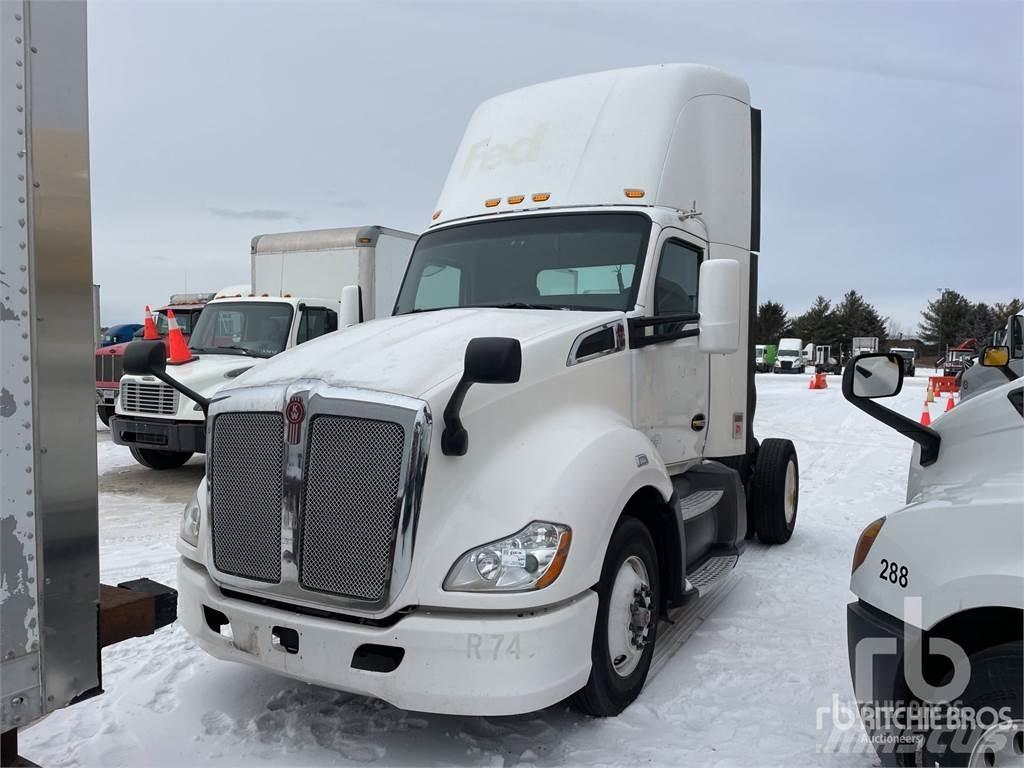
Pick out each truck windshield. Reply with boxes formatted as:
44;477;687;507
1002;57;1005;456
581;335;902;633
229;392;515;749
188;302;293;358
155;309;198;336
394;213;650;314
779;348;799;356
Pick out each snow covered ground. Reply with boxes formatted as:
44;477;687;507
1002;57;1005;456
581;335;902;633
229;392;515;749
22;372;951;767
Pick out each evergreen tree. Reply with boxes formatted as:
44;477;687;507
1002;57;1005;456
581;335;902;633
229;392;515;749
993;299;1024;325
753;301;789;345
790;296;838;347
833;290;888;351
965;302;998;345
919;289;971;353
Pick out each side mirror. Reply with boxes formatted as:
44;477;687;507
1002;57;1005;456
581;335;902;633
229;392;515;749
442;337;522;456
123;340;167;376
339;285;362;328
981;345;1010;368
842;353;939;465
697;259;740;354
122;340;210;414
849;353;903;399
980;345;1019;382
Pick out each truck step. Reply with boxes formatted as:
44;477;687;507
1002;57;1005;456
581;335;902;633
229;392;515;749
649;570;743;680
685;553;739;595
676;489;723;520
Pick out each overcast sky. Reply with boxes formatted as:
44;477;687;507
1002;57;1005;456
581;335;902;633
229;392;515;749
88;0;1022;333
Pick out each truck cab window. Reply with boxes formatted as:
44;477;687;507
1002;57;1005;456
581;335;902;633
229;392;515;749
654;240;701;316
297;307;339;344
188;302;294;358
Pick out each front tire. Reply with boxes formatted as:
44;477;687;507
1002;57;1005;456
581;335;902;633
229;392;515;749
97;406;114;427
913;641;1023;767
129;446;193;470
571;517;659;717
750;438;798;544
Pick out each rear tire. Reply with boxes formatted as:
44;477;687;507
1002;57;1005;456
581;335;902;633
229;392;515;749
129;446;192;470
97;406;114;427
750;438;798;544
571;517;659;717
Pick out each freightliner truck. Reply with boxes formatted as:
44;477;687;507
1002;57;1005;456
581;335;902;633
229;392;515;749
111;226;415;468
125;64;801;716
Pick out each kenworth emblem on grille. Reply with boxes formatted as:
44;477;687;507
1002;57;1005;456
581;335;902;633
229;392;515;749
285;396;305;444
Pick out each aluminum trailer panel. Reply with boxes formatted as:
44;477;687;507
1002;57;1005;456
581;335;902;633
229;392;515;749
1;0;99;733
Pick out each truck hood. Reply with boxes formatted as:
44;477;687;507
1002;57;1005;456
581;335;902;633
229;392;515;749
120;353;258;409
236;308;622;398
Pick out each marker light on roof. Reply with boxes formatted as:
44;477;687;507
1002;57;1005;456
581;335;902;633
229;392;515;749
484;198;501;208
432;210;442;220
531;192;551;202
624;188;645;199
507;195;525;205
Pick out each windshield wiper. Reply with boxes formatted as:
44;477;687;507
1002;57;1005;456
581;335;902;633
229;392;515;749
192;345;260;357
469;302;567;310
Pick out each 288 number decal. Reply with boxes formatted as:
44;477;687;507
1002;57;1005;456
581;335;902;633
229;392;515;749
878;558;909;588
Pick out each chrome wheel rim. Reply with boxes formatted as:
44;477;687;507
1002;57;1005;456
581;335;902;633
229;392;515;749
784;458;797;525
607;555;651;678
969;720;1024;768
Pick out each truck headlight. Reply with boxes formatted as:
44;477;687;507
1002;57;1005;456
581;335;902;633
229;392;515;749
180;490;201;547
444;522;572;592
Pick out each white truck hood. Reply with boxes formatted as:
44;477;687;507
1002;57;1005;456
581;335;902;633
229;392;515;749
235;308;622;398
119;354;258;419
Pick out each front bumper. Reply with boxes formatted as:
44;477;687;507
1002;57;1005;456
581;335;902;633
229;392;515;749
178;558;598;716
847;600;910;767
110;415;206;453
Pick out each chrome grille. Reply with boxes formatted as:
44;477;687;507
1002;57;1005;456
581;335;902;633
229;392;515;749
119;381;177;414
210;413;285;582
300;415;405;600
96;353;123;384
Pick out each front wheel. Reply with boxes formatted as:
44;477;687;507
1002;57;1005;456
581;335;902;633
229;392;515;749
750;438;798;544
919;641;1022;767
97;406;114;427
129;446;193;470
571;517;659;717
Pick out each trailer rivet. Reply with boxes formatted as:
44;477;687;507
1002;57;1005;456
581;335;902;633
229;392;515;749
22;355;28;362
30;46;38;53
15;36;21;43
11;696;24;707
18;196;25;203
17;150;25;158
19;264;26;271
32;181;39;188
17;128;23;135
26;554;33;561
16;105;23;112
17;173;24;181
12;716;21;725
16;58;22;66
15;13;22;20
16;82;22;90
19;286;27;294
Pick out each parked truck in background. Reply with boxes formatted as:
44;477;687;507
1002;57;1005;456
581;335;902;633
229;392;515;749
774;337;806;373
111;226;416;468
128;64;802;717
888;346;916;377
98;323;143;347
959;311;1022;402
95;293;214;426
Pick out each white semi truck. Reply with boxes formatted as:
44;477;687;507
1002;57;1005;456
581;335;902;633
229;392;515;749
125;64;800;716
774;337;806;373
843;352;1022;766
111;226;416;468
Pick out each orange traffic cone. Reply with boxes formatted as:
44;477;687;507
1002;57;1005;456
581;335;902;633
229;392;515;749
165;309;194;364
920;404;931;427
945;394;955;412
143;305;160;340
808;374;816;390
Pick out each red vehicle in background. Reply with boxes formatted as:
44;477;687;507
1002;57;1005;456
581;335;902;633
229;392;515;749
95;292;214;425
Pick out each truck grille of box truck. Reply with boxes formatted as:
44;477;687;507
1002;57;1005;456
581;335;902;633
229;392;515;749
299;415;406;600
209;413;285;582
119;381;177;415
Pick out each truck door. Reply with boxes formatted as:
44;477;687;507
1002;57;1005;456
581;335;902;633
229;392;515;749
632;231;708;468
296;306;339;345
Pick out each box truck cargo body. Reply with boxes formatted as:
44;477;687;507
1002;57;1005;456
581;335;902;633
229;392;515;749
111;226;415;468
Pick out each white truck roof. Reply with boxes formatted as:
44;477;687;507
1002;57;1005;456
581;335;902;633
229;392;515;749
433;64;754;252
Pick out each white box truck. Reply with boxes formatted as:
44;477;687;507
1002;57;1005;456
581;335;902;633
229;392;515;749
111;226;416;468
774;337;806;373
127;64;801;716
